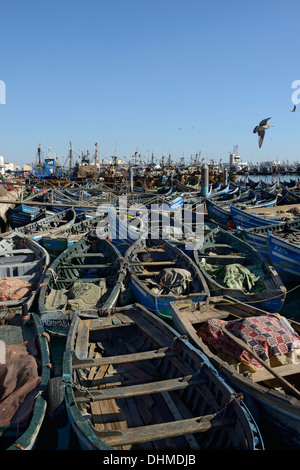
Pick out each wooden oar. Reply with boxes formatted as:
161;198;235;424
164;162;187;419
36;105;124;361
220;325;300;399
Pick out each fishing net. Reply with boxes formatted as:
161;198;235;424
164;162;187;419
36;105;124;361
44;279;108;311
201;263;266;293
0;277;32;301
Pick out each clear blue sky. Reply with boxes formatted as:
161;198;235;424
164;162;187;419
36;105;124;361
1;0;300;167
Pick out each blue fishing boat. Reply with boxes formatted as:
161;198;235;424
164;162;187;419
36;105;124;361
62;304;264;450
279;186;300;205
236;219;300;282
194;227;287;312
230;204;282;229
41;212;108;258
268;232;300;282
125;237;210;320
206;198;234;228
2;208;76;241
209;182;230;197
7;204;47;229
211;185;240;202
160;196;184;211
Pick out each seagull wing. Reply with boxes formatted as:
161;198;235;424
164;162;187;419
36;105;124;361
259;117;271;126
258;130;265;148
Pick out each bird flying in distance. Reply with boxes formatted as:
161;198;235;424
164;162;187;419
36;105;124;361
291;105;296;112
253;117;274;148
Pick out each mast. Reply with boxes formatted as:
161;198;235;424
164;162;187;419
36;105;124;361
94;142;98;173
151;152;154;166
38;144;41;165
69;141;72;173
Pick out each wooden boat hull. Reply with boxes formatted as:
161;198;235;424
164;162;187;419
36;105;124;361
206;198;233;228
230;204;282;229
2;208;76;241
7;205;47;229
62;304;264;450
40;213;108;258
0;233;49;314
268;232;300;282
194;228;286;312
237;220;300;282
38;232;126;335
170;297;300;448
0;312;51;450
279;186;300;205
125;237;210;321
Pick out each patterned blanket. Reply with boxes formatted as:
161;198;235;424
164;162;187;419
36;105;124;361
197;314;300;368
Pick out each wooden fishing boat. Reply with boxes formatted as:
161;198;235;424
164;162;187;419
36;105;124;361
206;198;234;228
0;233;49;315
159;196;184;211
279;186;300;205
0;311;51;450
38;232;126;335
216;189;257;207
170;296;300;449
209;185;240;203
61;304;264;450
209;182;230;197
236;220;300;282
230;204;283;229
125;237;209;321
40;212;108;257
1;208;76;241
205;192;264;229
260;181;277;193
268;232;300;282
194;227;287;312
176;180;201;192
6;204;47;229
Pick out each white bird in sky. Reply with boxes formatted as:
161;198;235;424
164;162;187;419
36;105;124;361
253;117;274;148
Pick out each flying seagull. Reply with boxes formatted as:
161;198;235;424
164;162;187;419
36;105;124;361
253;117;274;148
291;105;296;112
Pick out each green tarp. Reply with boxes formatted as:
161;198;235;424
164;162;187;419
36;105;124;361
202;262;266;294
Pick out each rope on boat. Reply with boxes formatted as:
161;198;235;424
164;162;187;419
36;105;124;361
215;392;245;429
207;282;300;305
63;378;95;401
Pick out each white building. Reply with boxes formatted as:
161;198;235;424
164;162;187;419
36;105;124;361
0;156;4;175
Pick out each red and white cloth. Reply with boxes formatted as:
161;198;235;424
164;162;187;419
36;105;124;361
197;314;300;368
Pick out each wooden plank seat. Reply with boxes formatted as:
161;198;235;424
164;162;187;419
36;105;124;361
130;261;177;266
136;271;161;277
250;362;300;383
75;374;206;404
67;253;106;258
91;412;233;447
199;254;247;260
72;346;174;369
55;277;112;283
0;249;35;255
60;263;116;269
